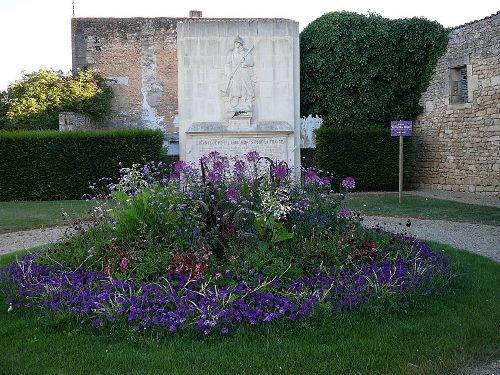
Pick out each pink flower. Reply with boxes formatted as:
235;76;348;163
104;261;111;275
120;257;129;272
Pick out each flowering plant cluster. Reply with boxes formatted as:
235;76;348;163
1;235;450;335
42;151;352;281
0;151;453;336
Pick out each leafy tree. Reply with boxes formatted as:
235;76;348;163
300;12;448;128
0;69;113;130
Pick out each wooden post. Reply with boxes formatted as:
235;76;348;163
399;135;403;204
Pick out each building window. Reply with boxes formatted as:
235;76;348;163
449;66;468;104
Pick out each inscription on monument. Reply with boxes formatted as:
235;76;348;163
189;136;288;162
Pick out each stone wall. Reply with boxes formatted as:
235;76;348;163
412;12;499;197
59;112;96;131
72;17;182;133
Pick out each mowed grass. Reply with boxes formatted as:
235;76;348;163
0;243;498;375
0;200;94;234
346;193;500;225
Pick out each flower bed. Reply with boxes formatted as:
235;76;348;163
0;151;452;336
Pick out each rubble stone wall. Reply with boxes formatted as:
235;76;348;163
413;12;499;197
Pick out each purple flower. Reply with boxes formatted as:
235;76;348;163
213;160;225;173
233;160;246;175
303;168;330;187
320;177;331;187
303;169;320;185
226;187;241;204
246;151;260;162
206;171;222;184
221;327;229;334
271;162;289;180
173;161;189;174
341;176;356;190
337;208;352;220
295;198;311;212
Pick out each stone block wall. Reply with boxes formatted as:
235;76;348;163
72;17;182;133
59;112;96;131
413;12;500;197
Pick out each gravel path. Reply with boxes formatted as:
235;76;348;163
363;216;500;263
462;360;500;375
0;226;71;255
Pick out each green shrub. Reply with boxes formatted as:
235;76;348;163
300;12;448;128
0;69;113;130
0;129;165;201
315;127;413;191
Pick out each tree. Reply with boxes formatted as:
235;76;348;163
0;69;113;130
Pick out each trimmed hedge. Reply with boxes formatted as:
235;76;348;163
0;130;165;201
315;127;413;191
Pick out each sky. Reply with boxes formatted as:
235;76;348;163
0;0;498;90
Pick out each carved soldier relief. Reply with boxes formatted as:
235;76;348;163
221;36;256;117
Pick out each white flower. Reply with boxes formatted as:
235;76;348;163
7;304;13;313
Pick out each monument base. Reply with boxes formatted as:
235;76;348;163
185;121;294;165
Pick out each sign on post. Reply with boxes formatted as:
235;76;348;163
391;121;413;204
391;121;413;137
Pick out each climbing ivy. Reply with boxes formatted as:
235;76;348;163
300;12;449;128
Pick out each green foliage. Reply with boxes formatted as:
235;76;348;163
315;127;413;191
300;12;449;127
110;183;201;247
0;69;113;130
0;129;165;201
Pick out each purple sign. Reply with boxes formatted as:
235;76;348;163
391;121;413;136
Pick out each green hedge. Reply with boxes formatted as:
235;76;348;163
315;127;414;191
0;130;165;201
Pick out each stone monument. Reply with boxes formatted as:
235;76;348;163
177;19;300;170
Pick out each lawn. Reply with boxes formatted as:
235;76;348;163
0;200;94;234
346;193;500;225
1;243;498;375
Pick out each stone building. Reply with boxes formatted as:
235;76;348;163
413;12;499;197
72;15;185;152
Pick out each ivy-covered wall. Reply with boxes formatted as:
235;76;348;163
300;12;449;128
